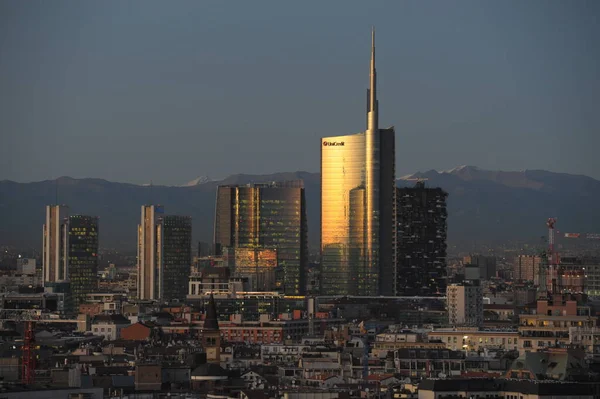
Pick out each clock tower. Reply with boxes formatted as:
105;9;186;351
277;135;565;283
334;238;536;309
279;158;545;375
202;293;221;364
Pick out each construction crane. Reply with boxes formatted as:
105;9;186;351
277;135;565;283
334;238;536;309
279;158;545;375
0;309;40;384
22;320;35;384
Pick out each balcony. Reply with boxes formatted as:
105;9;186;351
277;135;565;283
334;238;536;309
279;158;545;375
520;331;569;339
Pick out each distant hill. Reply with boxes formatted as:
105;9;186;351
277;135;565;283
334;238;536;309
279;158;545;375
399;166;599;250
0;166;597;252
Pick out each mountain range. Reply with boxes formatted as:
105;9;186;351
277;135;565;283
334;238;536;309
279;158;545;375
0;166;597;252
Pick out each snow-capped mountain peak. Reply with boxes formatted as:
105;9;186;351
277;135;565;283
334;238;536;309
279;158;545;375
182;176;212;187
442;165;479;174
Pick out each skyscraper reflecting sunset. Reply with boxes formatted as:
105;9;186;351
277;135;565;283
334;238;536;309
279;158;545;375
320;29;396;296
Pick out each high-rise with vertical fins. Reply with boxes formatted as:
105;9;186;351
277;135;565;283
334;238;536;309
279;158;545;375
320;29;396;296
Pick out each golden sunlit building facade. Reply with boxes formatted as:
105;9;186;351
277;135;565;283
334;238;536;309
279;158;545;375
320;30;396;296
214;181;307;295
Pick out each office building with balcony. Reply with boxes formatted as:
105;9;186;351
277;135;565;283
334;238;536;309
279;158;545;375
513;255;542;283
447;281;483;327
518;293;597;354
428;328;520;353
396;182;448;296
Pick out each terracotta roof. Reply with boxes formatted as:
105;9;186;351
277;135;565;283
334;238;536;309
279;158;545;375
92;314;130;324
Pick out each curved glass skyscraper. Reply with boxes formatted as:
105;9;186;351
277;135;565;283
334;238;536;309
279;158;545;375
320;30;396;296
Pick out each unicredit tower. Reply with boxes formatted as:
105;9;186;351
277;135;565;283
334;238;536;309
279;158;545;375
320;29;396;296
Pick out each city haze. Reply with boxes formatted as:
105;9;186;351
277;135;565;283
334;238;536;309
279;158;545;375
1;1;599;184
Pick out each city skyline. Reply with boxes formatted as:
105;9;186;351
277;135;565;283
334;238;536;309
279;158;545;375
1;1;599;184
1;2;600;395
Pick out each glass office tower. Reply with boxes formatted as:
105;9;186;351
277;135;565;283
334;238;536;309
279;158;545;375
68;215;99;310
137;206;192;301
321;30;396;296
214;181;307;295
162;215;192;302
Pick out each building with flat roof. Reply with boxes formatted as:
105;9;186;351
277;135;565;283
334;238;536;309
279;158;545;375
518;293;597;354
137;205;161;300
447;281;483;327
43;205;69;284
214;181;307;295
396;183;448;296
513;255;542;283
68;215;99;310
161;215;192;302
428;328;520;353
418;378;596;399
463;255;496;281
137;206;192;301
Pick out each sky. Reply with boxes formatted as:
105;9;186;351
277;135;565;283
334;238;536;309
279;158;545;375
1;1;599;185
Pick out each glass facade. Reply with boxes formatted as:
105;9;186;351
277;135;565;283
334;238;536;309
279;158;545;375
68;215;99;310
321;134;366;295
319;31;396;296
190;294;306;321
224;247;278;291
161;215;192;302
320;130;396;296
214;182;307;295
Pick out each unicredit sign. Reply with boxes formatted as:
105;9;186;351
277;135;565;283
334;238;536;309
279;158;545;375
323;141;345;146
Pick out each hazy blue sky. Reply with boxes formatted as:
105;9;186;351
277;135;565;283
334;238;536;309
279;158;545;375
1;1;598;184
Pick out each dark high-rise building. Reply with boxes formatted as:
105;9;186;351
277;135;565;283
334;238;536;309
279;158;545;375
395;182;448;296
213;181;307;295
137;206;192;301
464;255;497;280
320;29;396;296
162;215;192;302
68;215;99;310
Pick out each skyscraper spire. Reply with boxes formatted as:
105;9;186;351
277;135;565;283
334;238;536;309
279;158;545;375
320;27;395;297
367;27;378;131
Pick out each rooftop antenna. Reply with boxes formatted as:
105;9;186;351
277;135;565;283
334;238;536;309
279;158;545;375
150;179;153;206
55;178;59;205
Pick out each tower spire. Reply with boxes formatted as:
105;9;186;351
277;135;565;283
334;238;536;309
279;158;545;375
367;27;378;131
